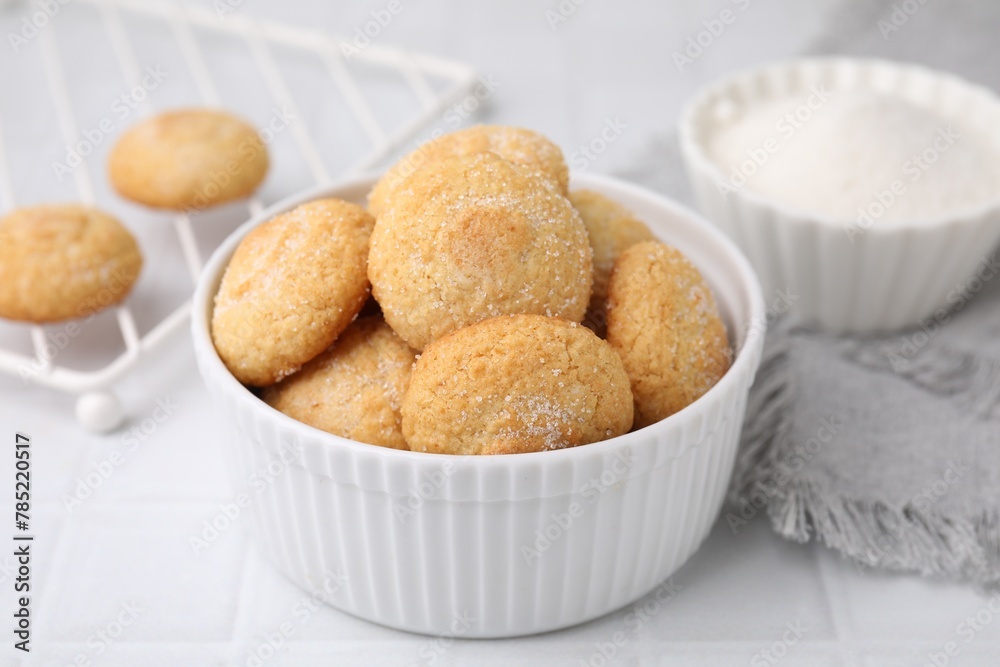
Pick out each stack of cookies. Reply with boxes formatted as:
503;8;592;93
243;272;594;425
210;125;732;455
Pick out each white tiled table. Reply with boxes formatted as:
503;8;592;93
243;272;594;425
2;0;999;665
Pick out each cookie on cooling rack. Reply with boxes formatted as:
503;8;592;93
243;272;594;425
606;241;731;428
568;189;655;335
0;204;143;323
108;108;268;211
367;125;569;217
368;152;592;351
211;198;373;387
402;314;633;455
263;317;415;450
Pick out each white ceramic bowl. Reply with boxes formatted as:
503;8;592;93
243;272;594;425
191;172;766;638
680;57;1000;332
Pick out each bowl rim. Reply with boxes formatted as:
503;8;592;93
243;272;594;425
191;170;766;468
678;56;1000;231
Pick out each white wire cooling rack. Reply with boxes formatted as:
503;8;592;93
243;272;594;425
0;0;477;432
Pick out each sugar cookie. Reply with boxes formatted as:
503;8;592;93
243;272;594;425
263;317;415;449
402;314;633;455
367;125;569;217
606;241;731;428
368;152;592;351
211;198;373;386
109;108;268;210
568;190;655;334
0;205;142;323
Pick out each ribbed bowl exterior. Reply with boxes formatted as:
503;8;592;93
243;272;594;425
680;57;1000;332
192;172;766;637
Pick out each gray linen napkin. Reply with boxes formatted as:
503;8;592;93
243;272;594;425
729;258;1000;587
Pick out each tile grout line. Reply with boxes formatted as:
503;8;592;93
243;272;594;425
225;542;255;665
32;433;139;645
815;547;864;667
30;502;75;645
792;1;873;657
22;639;1000;647
26;499;240;511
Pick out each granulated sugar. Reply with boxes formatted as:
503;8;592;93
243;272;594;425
707;89;1000;222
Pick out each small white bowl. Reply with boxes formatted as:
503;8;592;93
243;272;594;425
680;57;1000;332
191;172;765;638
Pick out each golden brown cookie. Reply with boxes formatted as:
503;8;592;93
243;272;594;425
367;125;569;217
263;317;415;449
0;205;142;323
402;314;633;455
109;108;268;210
606;241;731;428
211;198;373;387
368;152;593;351
568;190;655;335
